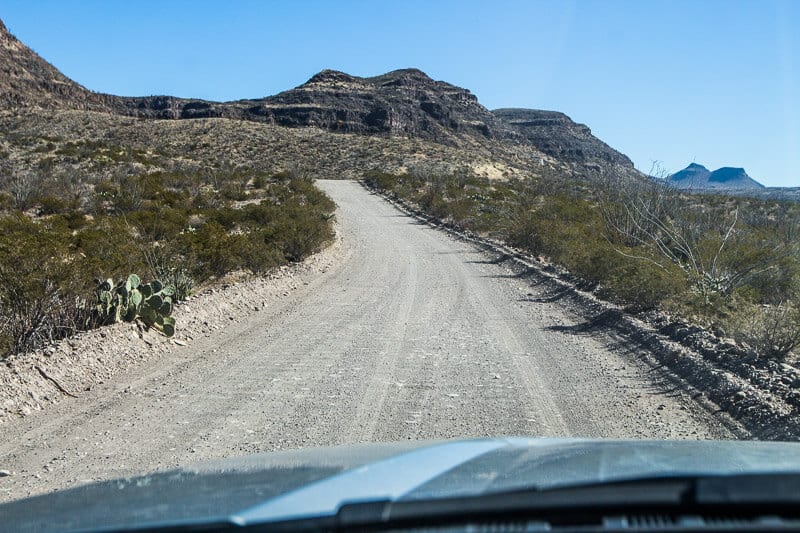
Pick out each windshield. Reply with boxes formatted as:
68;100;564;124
0;0;798;527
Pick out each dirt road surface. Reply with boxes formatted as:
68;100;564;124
0;180;735;502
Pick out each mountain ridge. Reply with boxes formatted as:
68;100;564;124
0;16;638;181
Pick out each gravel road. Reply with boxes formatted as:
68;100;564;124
0;179;734;502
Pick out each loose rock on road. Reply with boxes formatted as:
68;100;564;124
0;179;733;502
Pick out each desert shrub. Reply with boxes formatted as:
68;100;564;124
221;181;249;201
144;247;194;302
72;217;149;281
442;197;479;228
590;247;687;312
175;223;278;281
736;235;800;305
129;207;190;242
418;186;450;220
602;179;796;301
0;215;90;355
0;167;336;357
504;195;596;259
201;205;238;229
503;195;684;311
36;195;70;215
268;204;335;262
147;177;336;281
4;171;42;210
238;233;286;273
153;188;190;209
46;210;89;232
725;302;800;361
0;192;13;210
364;172;400;191
505;209;545;253
0;280;90;356
177;221;237;280
288;178;337;212
92;176;144;214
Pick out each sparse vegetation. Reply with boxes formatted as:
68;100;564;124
724;300;800;360
365;170;800;361
1;106;797;363
601;174;794;300
0;160;336;358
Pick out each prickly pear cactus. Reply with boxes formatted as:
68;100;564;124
92;274;177;337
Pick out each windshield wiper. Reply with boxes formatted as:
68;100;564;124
327;473;800;531
86;474;800;532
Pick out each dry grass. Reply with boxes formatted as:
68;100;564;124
0;109;537;191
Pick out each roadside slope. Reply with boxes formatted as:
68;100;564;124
0;180;734;502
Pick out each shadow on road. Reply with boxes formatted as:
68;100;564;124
521;285;572;302
466;253;513;265
545;309;625;334
479;267;543;281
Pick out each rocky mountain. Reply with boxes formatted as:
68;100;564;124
668;163;764;190
0;16;639;181
0;19;226;117
0;17;106;110
1;19;503;137
492;108;635;170
111;68;512;147
230;69;519;143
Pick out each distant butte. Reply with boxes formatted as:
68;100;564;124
667;163;764;190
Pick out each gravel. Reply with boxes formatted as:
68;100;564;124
0;180;736;503
366;181;799;441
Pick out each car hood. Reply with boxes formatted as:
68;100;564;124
4;437;800;532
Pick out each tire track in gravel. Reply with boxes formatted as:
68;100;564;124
344;243;419;441
0;179;735;503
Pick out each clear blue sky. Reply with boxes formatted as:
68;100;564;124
2;0;798;186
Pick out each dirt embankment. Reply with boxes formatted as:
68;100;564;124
0;232;344;427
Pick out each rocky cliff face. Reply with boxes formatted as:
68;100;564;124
492;108;636;172
231;69;514;144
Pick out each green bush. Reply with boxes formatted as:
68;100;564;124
364;172;400;191
0;171;336;358
724;301;800;361
36;195;74;215
0;214;89;355
268;203;335;262
598;251;686;312
129;207;189;242
221;182;249;201
368;170;794;318
72;217;149;282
